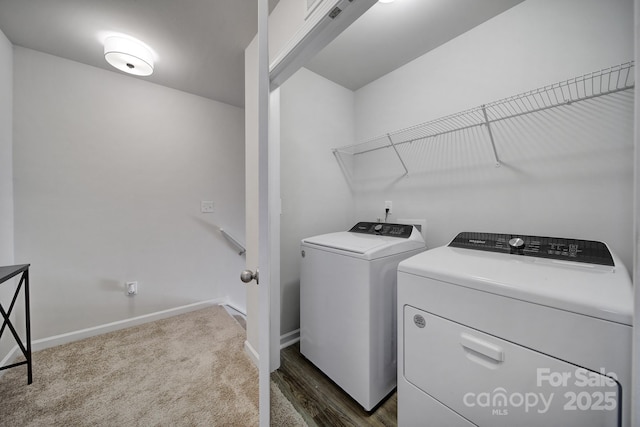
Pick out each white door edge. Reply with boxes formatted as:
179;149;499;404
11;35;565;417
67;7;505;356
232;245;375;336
257;0;270;425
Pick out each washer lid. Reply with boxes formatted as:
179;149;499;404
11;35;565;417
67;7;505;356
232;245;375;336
398;245;633;325
302;225;425;259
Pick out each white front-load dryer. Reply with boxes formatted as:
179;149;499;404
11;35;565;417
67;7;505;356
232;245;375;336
397;232;633;426
301;222;426;411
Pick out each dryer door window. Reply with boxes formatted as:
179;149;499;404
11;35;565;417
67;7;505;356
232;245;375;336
403;305;620;427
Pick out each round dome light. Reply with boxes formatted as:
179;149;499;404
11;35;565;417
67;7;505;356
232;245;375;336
104;36;154;77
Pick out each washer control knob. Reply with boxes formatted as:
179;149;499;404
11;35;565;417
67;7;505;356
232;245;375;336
509;237;525;249
374;224;383;232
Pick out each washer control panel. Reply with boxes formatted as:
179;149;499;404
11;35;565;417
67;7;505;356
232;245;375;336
449;232;614;266
349;222;414;238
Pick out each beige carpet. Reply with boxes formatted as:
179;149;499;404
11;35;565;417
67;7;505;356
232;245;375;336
0;305;306;426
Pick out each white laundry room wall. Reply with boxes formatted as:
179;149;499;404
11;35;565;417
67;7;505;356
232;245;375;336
0;30;12;266
279;67;356;337
12;47;246;341
0;29;15;364
352;0;635;270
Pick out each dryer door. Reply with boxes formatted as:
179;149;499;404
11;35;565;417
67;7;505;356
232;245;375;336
403;306;620;427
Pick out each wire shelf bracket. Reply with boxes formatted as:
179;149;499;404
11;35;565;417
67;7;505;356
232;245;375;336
387;134;409;176
333;61;635;174
481;105;501;167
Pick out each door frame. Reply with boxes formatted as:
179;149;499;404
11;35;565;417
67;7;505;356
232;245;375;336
253;0;377;425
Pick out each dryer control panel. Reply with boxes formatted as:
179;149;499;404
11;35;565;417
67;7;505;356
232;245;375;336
349;222;414;238
449;232;614;266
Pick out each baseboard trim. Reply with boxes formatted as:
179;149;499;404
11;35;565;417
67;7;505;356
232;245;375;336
243;328;299;369
222;303;247;317
0;345;19;377
280;328;300;350
0;299;222;379
31;298;227;352
244;339;259;367
2;302;301;378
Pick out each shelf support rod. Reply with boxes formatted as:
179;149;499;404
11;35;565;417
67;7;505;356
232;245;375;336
481;105;501;167
332;149;355;188
386;134;409;175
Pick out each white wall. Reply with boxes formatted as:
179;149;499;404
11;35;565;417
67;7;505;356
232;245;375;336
279;67;355;334
0;30;12;266
355;0;634;141
12;47;246;340
276;0;635;339
352;0;635;269
0;28;15;363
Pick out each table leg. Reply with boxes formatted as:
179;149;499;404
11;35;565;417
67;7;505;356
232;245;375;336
24;270;32;384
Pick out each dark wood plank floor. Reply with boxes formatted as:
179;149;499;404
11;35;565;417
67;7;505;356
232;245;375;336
272;343;397;427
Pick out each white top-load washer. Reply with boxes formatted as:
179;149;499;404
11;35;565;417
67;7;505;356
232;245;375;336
301;222;426;411
397;232;633;427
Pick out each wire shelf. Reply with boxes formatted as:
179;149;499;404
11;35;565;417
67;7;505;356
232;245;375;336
333;61;635;170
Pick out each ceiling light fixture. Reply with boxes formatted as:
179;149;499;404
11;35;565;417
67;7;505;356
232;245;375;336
104;36;154;76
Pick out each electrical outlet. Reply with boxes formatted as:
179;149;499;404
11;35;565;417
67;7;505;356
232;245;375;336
201;201;214;213
126;281;138;296
385;201;392;213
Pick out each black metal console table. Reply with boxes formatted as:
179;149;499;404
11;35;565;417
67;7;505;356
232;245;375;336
0;264;32;384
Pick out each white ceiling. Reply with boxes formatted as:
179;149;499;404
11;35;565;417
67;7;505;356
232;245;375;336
0;0;280;108
306;0;525;90
0;0;524;107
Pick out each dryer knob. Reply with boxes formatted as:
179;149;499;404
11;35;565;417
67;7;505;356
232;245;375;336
374;224;383;232
509;237;525;249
